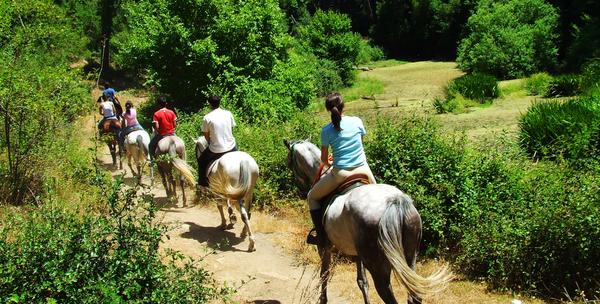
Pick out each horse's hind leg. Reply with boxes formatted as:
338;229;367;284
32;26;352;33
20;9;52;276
403;213;422;304
227;199;237;226
180;177;186;206
364;259;397;304
355;258;370;304
317;247;333;304
237;199;255;252
217;203;228;229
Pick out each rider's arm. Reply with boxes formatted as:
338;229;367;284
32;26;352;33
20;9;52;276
320;146;329;165
152;121;159;132
98;104;103;116
203;131;210;143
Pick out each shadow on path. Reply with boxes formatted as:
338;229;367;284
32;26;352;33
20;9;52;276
181;221;246;252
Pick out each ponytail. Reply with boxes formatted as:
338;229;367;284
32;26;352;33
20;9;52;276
325;93;344;131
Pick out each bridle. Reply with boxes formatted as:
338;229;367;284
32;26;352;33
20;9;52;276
288;141;330;192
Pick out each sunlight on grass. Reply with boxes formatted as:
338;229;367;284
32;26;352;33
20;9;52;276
367;59;408;68
340;76;385;102
499;79;527;98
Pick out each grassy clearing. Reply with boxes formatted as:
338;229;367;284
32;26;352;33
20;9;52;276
366;59;408;68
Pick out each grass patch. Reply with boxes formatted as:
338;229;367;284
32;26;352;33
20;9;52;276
499;79;527;97
366;59;408;69
339;76;385;102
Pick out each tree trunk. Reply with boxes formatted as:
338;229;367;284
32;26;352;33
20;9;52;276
100;0;116;75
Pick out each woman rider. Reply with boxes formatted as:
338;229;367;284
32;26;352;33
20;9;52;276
118;101;144;150
306;92;376;246
98;94;119;133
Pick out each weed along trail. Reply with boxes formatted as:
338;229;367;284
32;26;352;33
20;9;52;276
88;119;348;303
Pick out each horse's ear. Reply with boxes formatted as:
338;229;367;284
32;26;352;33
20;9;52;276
283;138;291;150
305;136;311;143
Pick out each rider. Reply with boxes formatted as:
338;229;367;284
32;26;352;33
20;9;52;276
98;94;119;134
306;92;376;246
197;95;238;187
149;96;177;161
118;101;145;151
101;83;123;119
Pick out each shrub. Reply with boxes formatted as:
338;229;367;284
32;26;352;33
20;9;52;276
365;115;467;249
0;181;221;302
525;72;553;96
457;0;559;79
313;59;344;96
545;74;581;97
519;96;600;162
296;9;363;85
356;41;385;64
580;59;600;93
446;73;500;103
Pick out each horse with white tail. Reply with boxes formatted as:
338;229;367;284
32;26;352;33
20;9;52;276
195;136;259;252
154;135;196;203
285;139;453;304
123;129;153;181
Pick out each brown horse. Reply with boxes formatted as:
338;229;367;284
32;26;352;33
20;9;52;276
100;118;122;169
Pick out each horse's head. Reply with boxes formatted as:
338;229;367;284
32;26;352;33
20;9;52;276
283;138;320;197
194;136;209;159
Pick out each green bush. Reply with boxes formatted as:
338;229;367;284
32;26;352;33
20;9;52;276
457;0;559;79
580;59;600;93
365;115;467;248
313;59;344;96
0;181;221;303
115;0;289;108
525;72;553;96
296;9;363;85
519;96;600;162
356;40;385;64
545;74;581;97
366;115;600;299
446;73;499;103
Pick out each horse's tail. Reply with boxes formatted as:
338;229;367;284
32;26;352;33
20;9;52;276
136;134;148;156
377;193;453;299
209;158;252;200
169;141;196;186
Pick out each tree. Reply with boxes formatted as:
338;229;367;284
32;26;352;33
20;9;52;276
457;0;559;79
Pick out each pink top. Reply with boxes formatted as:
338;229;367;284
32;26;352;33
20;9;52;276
123;108;139;127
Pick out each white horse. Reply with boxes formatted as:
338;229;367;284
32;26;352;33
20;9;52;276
285;139;452;304
154;135;196;203
194;136;259;252
123;129;153;180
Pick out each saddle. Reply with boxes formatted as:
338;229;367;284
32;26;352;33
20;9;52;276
321;173;371;215
101;119;121;134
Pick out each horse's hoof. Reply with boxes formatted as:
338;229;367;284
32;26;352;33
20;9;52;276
247;238;256;252
218;223;227;230
229;214;237;225
226;223;235;230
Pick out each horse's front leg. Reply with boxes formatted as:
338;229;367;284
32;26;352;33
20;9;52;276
356;258;370;304
238;199;255;252
318;247;332;304
217;203;228;229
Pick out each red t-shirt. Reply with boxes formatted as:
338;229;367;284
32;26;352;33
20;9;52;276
152;108;177;136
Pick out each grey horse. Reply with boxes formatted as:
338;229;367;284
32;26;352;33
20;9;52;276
154;135;196;202
284;139;452;304
195;136;259;252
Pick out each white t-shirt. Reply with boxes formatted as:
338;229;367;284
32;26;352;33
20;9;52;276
202;108;236;153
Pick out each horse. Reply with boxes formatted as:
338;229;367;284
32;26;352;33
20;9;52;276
100;118;122;169
153;135;196;203
194;136;259;252
123;129;153;181
284;139;453;304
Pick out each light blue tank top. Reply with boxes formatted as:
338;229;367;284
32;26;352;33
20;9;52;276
320;116;366;169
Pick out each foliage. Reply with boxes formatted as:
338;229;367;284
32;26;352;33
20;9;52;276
338;76;385;103
0;0;90;205
432;94;480;114
580;58;600;93
115;0;289;109
544;74;581;97
524;72;553;96
366;115;600;299
519;95;600;163
457;0;559;79
365;115;467;247
0;180;221;303
565;13;600;71
356;41;385;64
447;73;499;102
296;9;363;85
